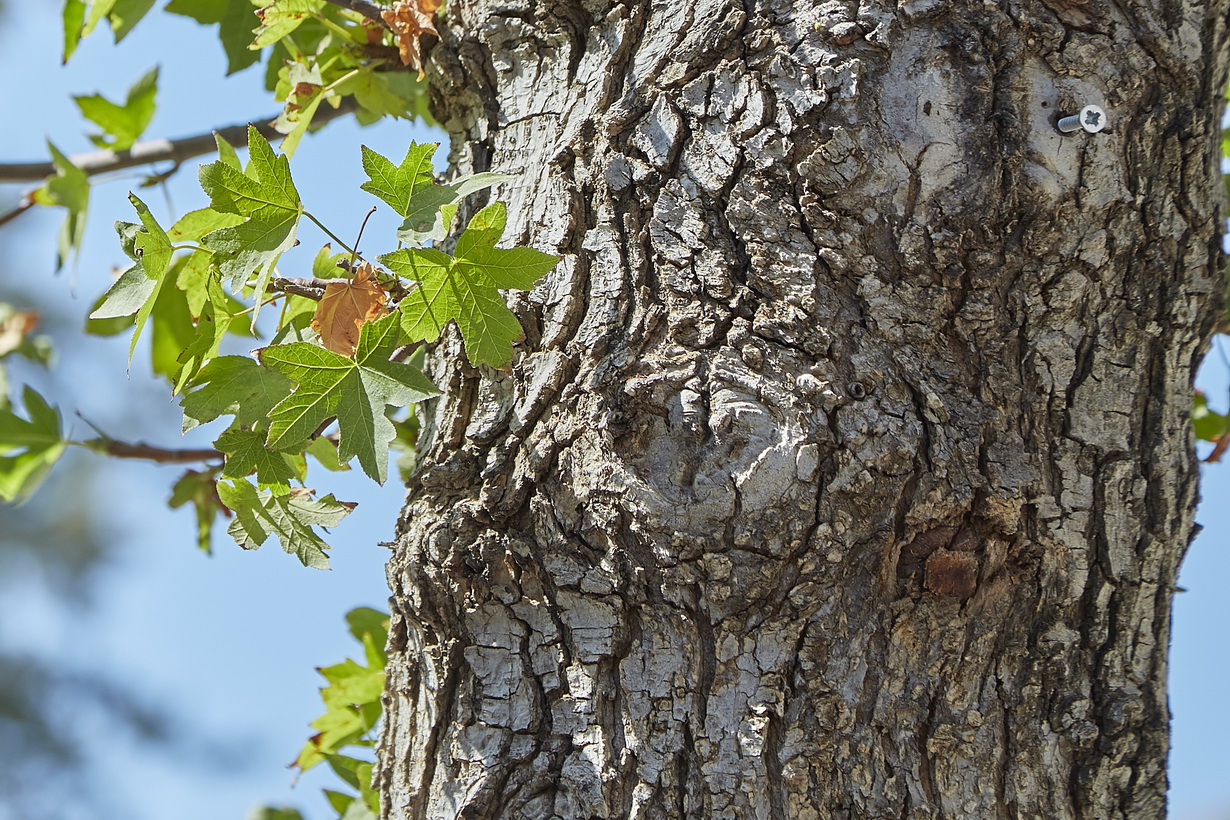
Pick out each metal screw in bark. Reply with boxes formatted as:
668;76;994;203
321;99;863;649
1057;105;1107;134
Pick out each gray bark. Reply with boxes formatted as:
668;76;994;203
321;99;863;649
379;0;1230;817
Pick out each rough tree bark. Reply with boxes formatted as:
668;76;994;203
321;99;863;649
378;0;1229;816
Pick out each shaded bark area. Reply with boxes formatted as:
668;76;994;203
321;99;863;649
379;0;1229;817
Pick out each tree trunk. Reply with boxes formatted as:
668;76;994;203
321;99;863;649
378;0;1229;816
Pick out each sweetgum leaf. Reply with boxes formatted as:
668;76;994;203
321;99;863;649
62;0;87;63
1193;392;1230;442
149;264;197;383
0;387;67;504
168;468;223;553
180;355;294;432
359;143;437;218
168;207;244;244
216;480;354;568
107;0;156;41
123;193;174;365
216;427;298;488
379;203;558;367
396;171;512;246
251;0;326;48
164;0;226;24
259;313;438;483
311;262;387;356
199;125;304;325
32;142;89;270
74;66;159;151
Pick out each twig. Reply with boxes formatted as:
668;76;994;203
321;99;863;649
0;98;359;185
322;0;394;29
268;276;348;300
81;438;223;464
0;198;35;228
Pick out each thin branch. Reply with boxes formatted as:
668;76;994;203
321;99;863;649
80;438;223;464
268;276;346;300
0;97;358;184
322;0;394;29
0;198;34;228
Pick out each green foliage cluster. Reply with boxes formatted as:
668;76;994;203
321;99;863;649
6;128;556;568
5;3;557;813
44;0;430;270
250;607;389;820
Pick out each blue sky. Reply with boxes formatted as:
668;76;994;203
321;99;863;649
0;5;1227;820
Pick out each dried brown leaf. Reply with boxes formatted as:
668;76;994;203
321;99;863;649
381;1;438;78
0;309;38;357
311;262;388;357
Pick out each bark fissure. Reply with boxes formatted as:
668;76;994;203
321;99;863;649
380;0;1230;815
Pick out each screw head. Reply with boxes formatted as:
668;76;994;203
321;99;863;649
1077;104;1107;133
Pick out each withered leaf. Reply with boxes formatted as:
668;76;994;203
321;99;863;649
311;261;388;357
381;0;439;78
0;309;38;358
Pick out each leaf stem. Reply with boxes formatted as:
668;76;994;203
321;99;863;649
305;211;359;257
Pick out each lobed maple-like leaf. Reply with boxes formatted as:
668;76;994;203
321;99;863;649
311;262;388;356
168;468;224;553
32;143;89;270
359;143;437;217
259;313;438;484
88;194;174;366
217;479;354;569
180;355;294;432
73;66;159;151
199;125;304;325
378;202;558;367
216;427;299;488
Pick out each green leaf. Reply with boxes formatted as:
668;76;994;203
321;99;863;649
199;125;304;325
149;264;197;383
168;468;223;553
174;274;251;393
339;69;425;122
123;193;175;365
32;142;89;270
1193;392;1230;442
359;143;438;218
107;0;156;41
219;1;264;74
89;260;153;321
396;171;513;246
217;427;298;488
306;435;349;472
0;387;67;505
63;0;87;63
251;0;326;48
82;0;117;38
216;479;354;568
74;66;159;151
168;207;244;244
273;61;328;157
346;607;389;666
259;314;439;484
379;203;558;367
164;0;226;24
180;355;294;432
214;131;243;171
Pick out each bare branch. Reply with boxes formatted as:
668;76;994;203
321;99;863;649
0;98;358;184
268;276;345;301
82;438;223;465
